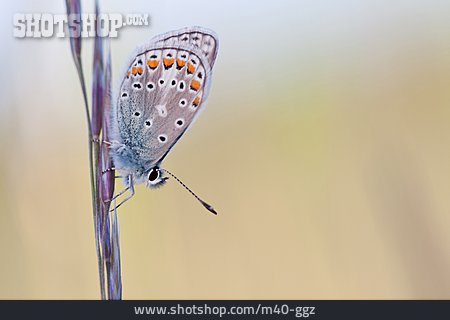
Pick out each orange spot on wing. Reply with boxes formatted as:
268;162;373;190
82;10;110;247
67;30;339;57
190;79;201;91
176;59;186;68
187;62;195;74
163;57;174;68
193;96;201;107
131;66;143;75
147;60;159;69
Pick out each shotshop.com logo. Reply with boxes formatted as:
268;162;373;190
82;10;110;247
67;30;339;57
13;13;150;38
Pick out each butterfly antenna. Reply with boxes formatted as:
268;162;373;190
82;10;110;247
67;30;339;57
162;168;218;215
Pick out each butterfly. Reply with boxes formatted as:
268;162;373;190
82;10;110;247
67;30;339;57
107;27;219;214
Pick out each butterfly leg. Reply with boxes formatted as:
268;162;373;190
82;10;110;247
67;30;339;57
92;137;113;146
102;186;127;205
101;186;124;204
109;176;135;212
109;181;130;202
102;167;116;175
101;171;127;203
102;167;127;178
102;175;130;204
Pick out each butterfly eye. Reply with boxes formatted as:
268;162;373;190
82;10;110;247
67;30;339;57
148;168;160;184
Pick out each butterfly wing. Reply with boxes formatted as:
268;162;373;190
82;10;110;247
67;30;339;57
112;31;217;174
151;26;219;67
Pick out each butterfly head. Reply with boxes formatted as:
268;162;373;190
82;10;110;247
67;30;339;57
146;166;168;188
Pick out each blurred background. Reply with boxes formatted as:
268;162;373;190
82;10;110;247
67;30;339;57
1;0;450;299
